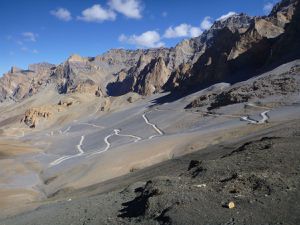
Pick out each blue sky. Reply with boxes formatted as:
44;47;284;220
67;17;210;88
0;0;279;75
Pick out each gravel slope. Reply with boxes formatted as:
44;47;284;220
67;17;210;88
2;119;299;225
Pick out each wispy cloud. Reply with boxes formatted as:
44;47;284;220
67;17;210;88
21;46;28;52
16;40;23;45
50;8;72;21
78;4;116;22
108;0;142;19
189;27;202;38
162;11;168;18
22;32;38;42
217;11;237;21
200;16;213;30
6;33;39;54
6;35;13;41
263;2;274;14
20;46;39;54
119;31;164;48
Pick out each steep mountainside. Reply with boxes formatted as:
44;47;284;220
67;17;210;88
0;63;54;102
170;0;299;92
0;0;298;103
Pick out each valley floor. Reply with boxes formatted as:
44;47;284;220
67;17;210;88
0;60;299;224
1;118;300;225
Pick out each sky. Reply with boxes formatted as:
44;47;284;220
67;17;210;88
0;0;280;75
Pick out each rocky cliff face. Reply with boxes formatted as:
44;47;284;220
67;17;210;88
171;0;299;92
0;63;54;102
50;55;105;95
0;0;298;103
267;0;300;64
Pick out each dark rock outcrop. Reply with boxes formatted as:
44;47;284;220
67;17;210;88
186;64;300;109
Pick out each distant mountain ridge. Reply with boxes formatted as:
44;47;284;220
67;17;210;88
0;0;299;103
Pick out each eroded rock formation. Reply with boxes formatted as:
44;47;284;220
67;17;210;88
21;107;53;128
0;0;298;103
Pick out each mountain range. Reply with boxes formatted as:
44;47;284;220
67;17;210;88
1;0;298;104
0;0;300;224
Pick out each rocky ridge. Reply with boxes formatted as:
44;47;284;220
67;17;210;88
169;0;299;92
0;0;298;104
186;64;300;110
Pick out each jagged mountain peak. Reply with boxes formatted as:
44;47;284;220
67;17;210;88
28;63;55;72
211;13;253;33
0;0;298;103
270;0;298;15
67;54;86;62
166;0;299;92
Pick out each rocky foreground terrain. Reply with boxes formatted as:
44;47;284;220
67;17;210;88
2;116;300;225
0;0;299;224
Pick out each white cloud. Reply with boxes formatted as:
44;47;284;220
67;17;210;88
217;11;237;21
51;8;72;21
119;31;164;48
164;24;190;38
190;27;202;37
118;34;127;42
164;22;205;39
22;32;38;42
78;4;116;22
263;2;274;14
108;0;142;19
163;15;213;39
200;16;213;30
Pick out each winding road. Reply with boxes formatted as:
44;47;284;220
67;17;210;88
47;101;272;167
78;123;104;129
142;112;164;139
50;135;85;166
245;103;272;110
258;111;270;124
89;129;142;157
50;110;164;166
240;110;270;124
196;103;271;125
62;126;71;134
114;129;142;142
